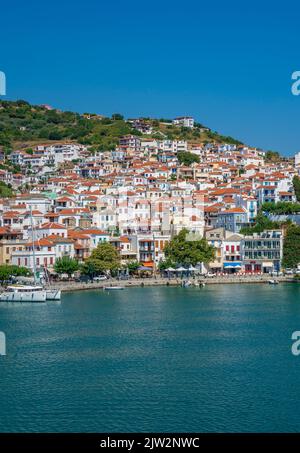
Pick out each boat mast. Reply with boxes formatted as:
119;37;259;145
30;205;37;286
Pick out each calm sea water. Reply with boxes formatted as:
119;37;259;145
0;284;300;433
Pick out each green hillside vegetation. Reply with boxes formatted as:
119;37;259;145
0;100;244;156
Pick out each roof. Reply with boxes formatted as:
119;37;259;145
38;222;66;230
219;207;246;214
27;238;54;247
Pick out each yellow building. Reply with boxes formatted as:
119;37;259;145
0;227;25;265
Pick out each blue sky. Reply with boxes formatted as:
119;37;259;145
0;0;299;154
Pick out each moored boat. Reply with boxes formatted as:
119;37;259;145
46;288;62;300
104;286;124;291
0;285;46;302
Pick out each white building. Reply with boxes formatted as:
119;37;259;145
173;116;195;128
46;143;82;166
11;239;56;269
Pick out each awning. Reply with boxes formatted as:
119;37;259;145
262;262;274;267
224;262;241;268
141;262;154;268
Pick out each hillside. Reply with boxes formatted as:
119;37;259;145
0;99;244;155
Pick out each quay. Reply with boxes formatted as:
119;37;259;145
52;275;296;293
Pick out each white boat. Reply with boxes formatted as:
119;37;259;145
104;286;124;291
46;288;62;300
0;285;46;302
0;207;53;303
181;280;192;287
268;279;279;285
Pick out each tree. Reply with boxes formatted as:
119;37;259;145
261;201;300;215
111;113;124;121
164;229;215;266
80;261;97;280
293;176;300;202
54;256;79;277
177;152;200;166
282;224;300;269
265;150;281;162
0;181;14;198
240;211;280;235
127;261;139;275
84;242;120;274
158;258;176;271
0;265;31;285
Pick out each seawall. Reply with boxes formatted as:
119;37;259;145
53;275;296;293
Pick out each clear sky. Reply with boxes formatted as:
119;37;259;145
0;0;299;155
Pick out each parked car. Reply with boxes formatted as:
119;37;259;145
93;275;107;282
285;269;294;275
205;272;216;278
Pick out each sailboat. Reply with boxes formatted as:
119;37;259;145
29;207;61;301
0;206;59;302
0;207;47;302
0;284;46;302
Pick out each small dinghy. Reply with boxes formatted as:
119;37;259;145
104;286;125;291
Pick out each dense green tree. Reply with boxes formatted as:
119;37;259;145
0;181;14;197
126;261;140;274
158;258;176;271
0;265;31;285
261;201;300;214
54;256;79;277
84;242;120;274
240;211;281;235
164;229;215;266
80;261;97;280
293;176;300;202
282;224;300;269
177;152;200;166
265;150;281;162
111;113;124;120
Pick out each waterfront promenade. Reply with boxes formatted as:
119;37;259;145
51;274;295;293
